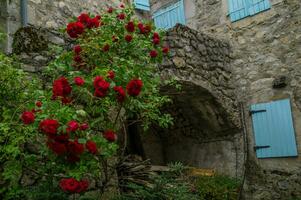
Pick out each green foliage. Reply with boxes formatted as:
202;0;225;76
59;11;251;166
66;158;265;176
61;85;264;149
115;163;240;200
195;175;240;200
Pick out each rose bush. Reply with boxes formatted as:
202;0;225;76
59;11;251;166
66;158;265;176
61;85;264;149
11;3;174;198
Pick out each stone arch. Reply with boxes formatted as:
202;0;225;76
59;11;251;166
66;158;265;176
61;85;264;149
140;24;243;177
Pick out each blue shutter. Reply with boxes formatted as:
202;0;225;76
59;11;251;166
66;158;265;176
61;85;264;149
153;0;185;30
228;0;249;22
248;0;271;16
134;0;150;11
251;99;298;158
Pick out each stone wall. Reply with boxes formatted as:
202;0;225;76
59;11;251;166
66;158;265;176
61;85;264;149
150;0;301;199
0;0;123;53
141;24;244;178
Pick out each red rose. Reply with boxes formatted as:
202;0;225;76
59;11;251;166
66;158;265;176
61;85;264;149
39;119;59;135
77;13;90;26
59;178;80;193
93;76;110;98
86;17;100;29
86;140;97;154
96;15;101;20
21;111;35;124
66;22;84;38
74;77;85;86
107;7;113;13
137;23;145;34
47;140;67;155
48;132;70;143
125;34;133;42
117;13;125;20
73;55;82;63
103;130;117;142
77;180;89;193
126;79;143;97
125;21;135;32
103;44;110;52
73;45;82;54
67;120;79;132
80;123;89;131
113;86;126;103
35;101;42;107
67;140;84;155
149;50;158;58
153;38;160;45
153;32;160;39
107;70;115;79
143;24;152;34
162;46;169;54
52;77;72;99
62;97;72;104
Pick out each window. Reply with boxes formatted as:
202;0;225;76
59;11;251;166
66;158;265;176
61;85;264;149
134;0;150;11
152;0;185;30
228;0;271;22
250;99;298;158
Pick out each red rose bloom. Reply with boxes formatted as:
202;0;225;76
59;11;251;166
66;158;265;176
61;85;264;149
21;111;35;124
107;7;113;13
73;55;82;63
47;140;67;155
35;101;42;107
77;180;89;193
126;79;143;97
96;15;101;20
86;140;97;154
137;23;145;33
67;22;84;38
74;77;85;86
73;45;82;54
80;123;89;131
103;44;110;52
60;178;80;193
77;13;90;25
93;76;110;98
103;130;117;142
153;38;160;45
113;86;126;103
125;34;133;42
107;70;115;79
39;119;59;135
67;140;84;155
67;120;79;132
52;77;72;99
162;46;169;54
117;13;125;20
125;21;135;32
149;50;158;58
153;32;160;39
86;17;100;29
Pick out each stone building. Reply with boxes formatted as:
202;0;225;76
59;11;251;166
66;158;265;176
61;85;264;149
0;0;301;199
144;0;301;199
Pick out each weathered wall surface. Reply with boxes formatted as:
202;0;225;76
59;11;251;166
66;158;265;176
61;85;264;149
0;0;121;53
142;24;244;178
150;0;301;199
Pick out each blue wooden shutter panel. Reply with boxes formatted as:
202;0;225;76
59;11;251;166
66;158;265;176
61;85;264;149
153;0;185;30
228;0;271;22
135;0;150;11
251;99;298;158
